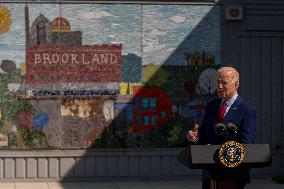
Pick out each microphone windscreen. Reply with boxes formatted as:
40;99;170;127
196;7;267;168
215;123;226;135
227;123;238;134
227;123;237;130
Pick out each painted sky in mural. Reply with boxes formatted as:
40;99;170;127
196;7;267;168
0;3;220;67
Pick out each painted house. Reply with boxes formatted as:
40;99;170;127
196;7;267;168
132;86;172;132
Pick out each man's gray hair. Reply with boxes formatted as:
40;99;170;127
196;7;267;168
217;67;239;82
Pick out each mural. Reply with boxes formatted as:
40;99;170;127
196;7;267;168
0;3;220;149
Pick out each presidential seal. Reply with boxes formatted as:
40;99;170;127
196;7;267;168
218;140;245;168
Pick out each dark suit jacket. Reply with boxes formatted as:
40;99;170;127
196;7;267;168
197;96;256;188
198;96;256;145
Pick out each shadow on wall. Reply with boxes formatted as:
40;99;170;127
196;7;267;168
58;3;221;182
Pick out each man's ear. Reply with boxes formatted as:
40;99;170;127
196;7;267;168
235;81;239;88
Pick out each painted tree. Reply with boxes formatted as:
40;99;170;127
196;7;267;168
184;80;197;94
197;68;217;97
1;60;16;73
142;64;169;87
122;53;142;83
16;111;33;146
32;113;49;147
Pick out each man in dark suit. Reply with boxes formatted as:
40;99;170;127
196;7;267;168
187;67;256;189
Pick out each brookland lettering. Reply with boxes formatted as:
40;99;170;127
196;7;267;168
33;53;119;65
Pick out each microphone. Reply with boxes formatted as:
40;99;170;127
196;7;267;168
226;123;238;135
215;123;226;136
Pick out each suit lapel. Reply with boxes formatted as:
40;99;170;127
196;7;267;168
213;98;222;120
223;96;242;123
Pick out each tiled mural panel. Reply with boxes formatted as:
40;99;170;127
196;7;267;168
0;3;220;149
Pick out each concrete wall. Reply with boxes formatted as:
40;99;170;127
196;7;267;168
0;148;282;181
0;148;200;181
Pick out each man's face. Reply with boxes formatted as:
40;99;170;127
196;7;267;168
216;71;238;101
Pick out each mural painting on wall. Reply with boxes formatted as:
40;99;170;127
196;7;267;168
0;3;220;149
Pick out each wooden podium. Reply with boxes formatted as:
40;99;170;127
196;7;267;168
177;144;271;189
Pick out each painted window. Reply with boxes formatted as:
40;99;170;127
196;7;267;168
135;97;140;108
136;115;142;126
144;116;149;126
151;116;156;125
149;98;156;108
161;111;166;119
142;98;148;108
